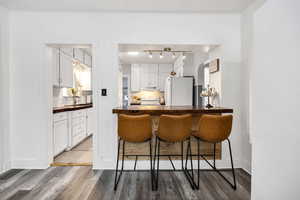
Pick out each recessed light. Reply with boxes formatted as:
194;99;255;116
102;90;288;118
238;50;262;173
127;51;139;56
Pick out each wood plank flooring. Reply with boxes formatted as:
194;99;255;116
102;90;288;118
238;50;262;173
53;136;92;166
0;167;251;200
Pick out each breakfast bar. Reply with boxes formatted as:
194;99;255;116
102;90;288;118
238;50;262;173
113;105;233;160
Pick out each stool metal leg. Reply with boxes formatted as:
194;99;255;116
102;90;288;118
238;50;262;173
155;138;160;191
197;138;200;189
149;139;154;191
195;138;237;190
114;139;125;191
183;138;196;190
213;143;216;168
227;139;237;190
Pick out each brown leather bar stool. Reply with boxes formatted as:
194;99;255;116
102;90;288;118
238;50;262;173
153;114;195;190
114;114;154;190
186;114;237;190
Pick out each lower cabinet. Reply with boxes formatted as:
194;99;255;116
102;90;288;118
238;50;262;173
70;110;87;148
53;113;69;156
86;109;93;136
53;108;93;157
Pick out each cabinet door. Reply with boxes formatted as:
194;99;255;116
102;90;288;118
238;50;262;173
84;54;92;67
53;120;68;156
86;109;93;136
53;49;60;86
139;64;148;89
60;54;74;88
139;64;158;89
158;64;173;91
148;64;158;88
131;64;140;91
74;48;84;63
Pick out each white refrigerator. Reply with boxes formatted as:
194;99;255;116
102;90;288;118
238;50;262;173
164;77;193;106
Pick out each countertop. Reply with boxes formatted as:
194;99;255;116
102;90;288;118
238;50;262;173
112;105;233;115
53;103;93;113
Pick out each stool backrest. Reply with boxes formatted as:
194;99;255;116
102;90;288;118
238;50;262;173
196;114;233;143
118;114;152;142
158;114;192;142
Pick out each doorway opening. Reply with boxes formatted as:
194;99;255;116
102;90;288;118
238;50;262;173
47;44;94;166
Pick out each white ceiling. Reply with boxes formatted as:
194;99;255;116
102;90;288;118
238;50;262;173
0;0;253;12
119;44;218;64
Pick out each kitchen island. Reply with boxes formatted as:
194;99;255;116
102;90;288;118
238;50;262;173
113;105;233;161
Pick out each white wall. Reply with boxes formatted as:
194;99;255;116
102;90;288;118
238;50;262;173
9;11;246;170
251;0;300;199
208;45;252;172
0;5;11;174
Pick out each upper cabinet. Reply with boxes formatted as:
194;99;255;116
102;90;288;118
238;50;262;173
53;49;74;88
158;64;173;91
53;48;92;88
84;53;92;67
130;64;173;92
60;53;74;88
53;49;60;87
74;48;84;63
140;64;158;89
131;64;141;92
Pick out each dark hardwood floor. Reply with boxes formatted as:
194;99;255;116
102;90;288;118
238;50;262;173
0;167;251;200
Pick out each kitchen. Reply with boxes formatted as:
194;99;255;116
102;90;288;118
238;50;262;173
114;44;236;191
118;44;219;108
50;45;94;166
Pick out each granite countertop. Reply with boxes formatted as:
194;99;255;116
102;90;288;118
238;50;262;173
53;103;93;113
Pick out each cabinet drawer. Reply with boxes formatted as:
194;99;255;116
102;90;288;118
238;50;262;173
72;116;85;126
72;124;85;136
71;110;86;118
53;112;68;122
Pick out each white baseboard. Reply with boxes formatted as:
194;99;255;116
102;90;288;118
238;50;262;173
0;161;11;174
11;159;49;169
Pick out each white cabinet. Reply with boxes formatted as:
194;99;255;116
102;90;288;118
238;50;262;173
86;109;93;136
60;48;73;57
53;49;60;87
53;113;68;156
52;49;74;88
70;110;87;148
130;64;173;92
158;64;173;91
84;54;92;67
74;48;84;63
131;64;141;92
60;53;74;88
133;64;159;90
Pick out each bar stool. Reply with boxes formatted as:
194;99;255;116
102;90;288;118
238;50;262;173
114;114;154;191
153;114;195;190
186;114;237;190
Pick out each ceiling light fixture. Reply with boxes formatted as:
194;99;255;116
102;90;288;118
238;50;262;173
127;51;139;56
149;51;153;58
182;53;186;60
160;52;163;59
204;46;210;53
172;52;176;59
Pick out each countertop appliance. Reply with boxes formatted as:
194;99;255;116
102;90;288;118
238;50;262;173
164;77;193;106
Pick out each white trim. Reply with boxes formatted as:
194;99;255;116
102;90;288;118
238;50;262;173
11;159;48;169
